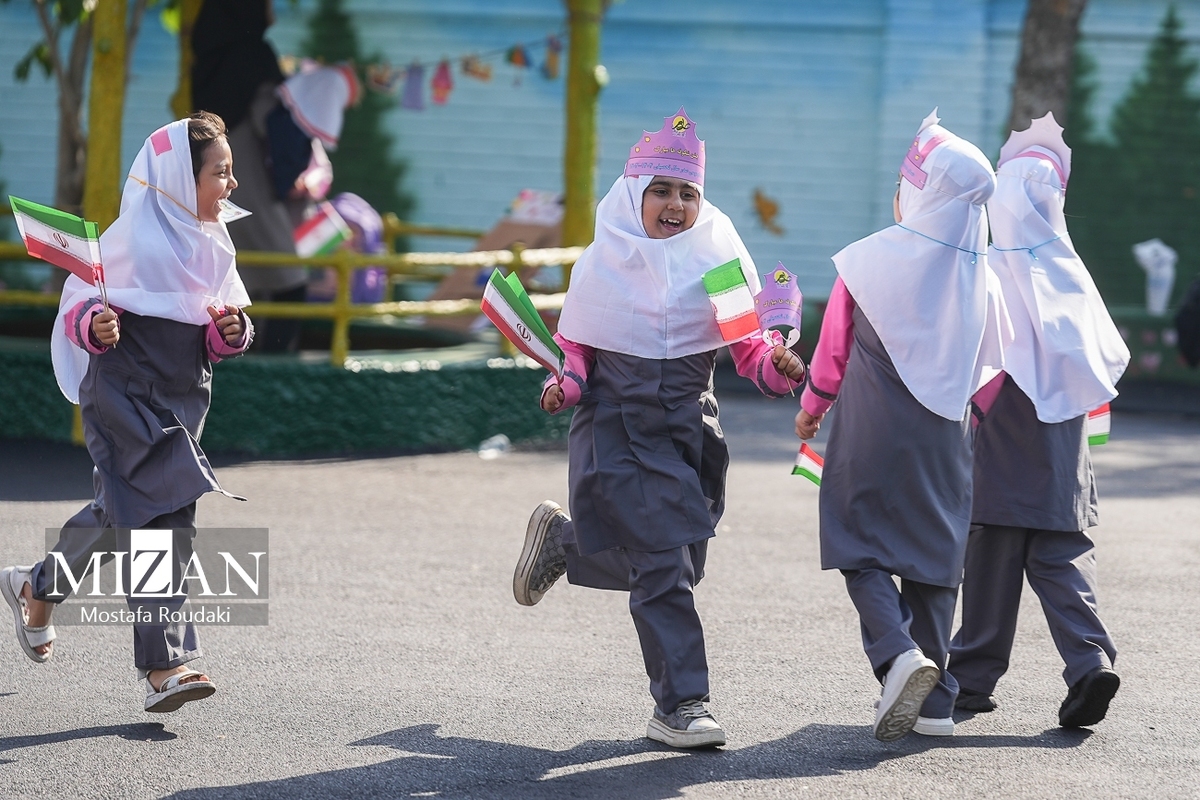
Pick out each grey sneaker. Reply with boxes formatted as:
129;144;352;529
646;700;726;749
513;501;568;606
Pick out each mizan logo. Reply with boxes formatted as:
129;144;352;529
52;231;70;250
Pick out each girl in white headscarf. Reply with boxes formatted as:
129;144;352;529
795;110;1010;743
510;109;805;750
1;112;253;713
949;114;1128;729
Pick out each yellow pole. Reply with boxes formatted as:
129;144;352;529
331;250;352;366
171;0;204;118
561;0;605;279
74;0;127;445
82;0;128;231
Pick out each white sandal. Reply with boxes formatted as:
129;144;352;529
1;565;55;663
144;669;216;713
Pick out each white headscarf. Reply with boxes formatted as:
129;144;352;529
51;118;251;403
832;112;1012;421
988;149;1130;423
557;174;761;359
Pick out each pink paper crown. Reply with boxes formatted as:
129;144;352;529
624;107;705;186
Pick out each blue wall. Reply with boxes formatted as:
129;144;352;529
1;0;1198;295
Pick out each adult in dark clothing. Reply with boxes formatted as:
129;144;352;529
192;0;307;352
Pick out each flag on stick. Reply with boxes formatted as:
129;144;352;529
792;442;824;485
1087;403;1111;446
294;201;352;258
480;269;564;375
9;196;107;307
702;258;759;342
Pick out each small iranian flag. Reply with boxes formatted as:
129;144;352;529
1087;403;1111;446
9;195;105;289
702;258;759;341
792;442;824;486
294;201;351;258
480;269;564;375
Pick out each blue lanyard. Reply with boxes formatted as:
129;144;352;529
992;234;1064;261
896;224;984;264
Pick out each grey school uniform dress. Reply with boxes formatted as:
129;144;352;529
819;307;973;718
31;308;248;674
558;349;734;715
949;375;1116;693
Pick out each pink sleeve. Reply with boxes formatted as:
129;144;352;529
62;298;119;354
728;336;804;398
541;332;595;413
800;276;856;416
970;371;1007;428
206;311;255;362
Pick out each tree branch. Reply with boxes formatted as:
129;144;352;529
31;0;65;86
126;0;150;80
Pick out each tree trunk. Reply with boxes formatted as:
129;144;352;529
54;14;93;215
1007;0;1089;133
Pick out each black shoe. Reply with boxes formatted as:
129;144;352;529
1059;666;1120;728
955;689;998;713
513;501;568;606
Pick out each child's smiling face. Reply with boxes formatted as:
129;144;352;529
641;177;700;239
195;136;237;222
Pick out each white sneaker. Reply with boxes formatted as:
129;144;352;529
874;649;940;742
913;715;954;736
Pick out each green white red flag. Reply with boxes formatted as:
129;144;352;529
480;269;563;375
9;195;105;294
702;258;759;341
1087;403;1110;446
792;443;824;485
294;201;351;258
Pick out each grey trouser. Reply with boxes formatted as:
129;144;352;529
31;498;202;675
842;568;959;719
949;525;1116;692
563;520;709;715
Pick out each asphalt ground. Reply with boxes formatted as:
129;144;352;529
1;397;1198;799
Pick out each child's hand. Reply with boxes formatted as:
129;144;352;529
92;309;120;347
207;305;244;345
771;345;806;382
795;408;823;440
541;382;565;414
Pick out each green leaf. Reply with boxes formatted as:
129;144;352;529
56;0;86;24
159;4;180;34
14;42;52;82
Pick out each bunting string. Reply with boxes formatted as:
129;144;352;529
279;31;565;112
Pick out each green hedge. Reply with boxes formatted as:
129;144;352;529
1;304;1192;457
0;338;569;456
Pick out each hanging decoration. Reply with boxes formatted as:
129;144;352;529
541;35;562;80
401;61;426;111
366;62;403;96
461;54;493;82
505;44;531;69
279;30;566;114
431;59;454;104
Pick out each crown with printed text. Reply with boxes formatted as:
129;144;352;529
624;107;705;186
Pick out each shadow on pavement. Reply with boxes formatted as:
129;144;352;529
162;722;1091;799
0;722;176;754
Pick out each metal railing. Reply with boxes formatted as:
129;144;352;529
0;225;579;365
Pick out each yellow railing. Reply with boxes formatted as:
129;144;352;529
0;239;579;365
